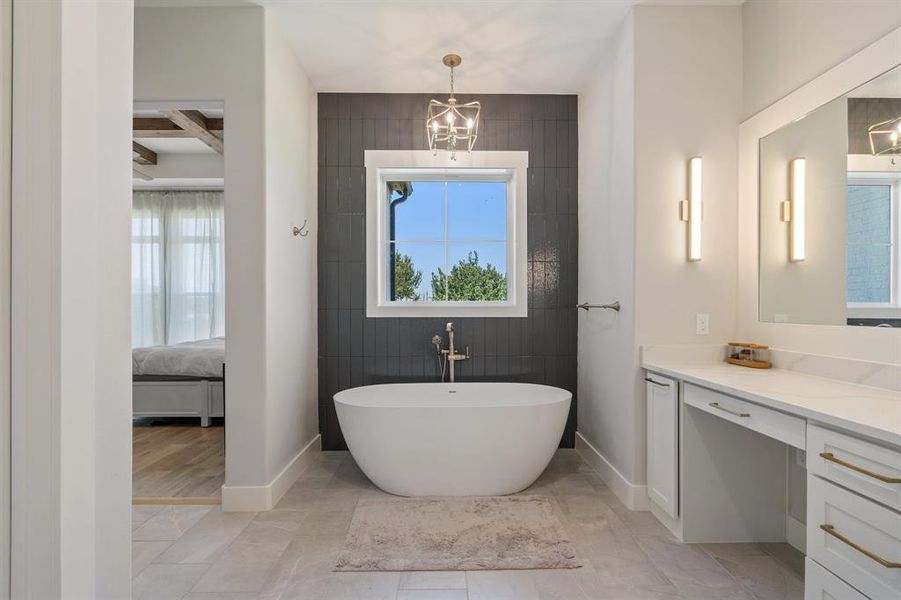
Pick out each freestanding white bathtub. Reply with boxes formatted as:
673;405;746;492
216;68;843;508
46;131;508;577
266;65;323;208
334;382;571;496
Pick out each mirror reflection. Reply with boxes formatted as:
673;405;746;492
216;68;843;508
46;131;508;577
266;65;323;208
759;64;901;327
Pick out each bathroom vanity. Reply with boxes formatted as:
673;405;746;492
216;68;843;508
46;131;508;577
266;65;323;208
643;349;900;600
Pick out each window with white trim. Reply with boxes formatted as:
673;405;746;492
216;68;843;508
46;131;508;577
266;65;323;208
846;176;899;309
365;151;528;317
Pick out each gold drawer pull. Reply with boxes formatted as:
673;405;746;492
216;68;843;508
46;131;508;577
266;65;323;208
820;524;901;568
819;452;901;484
645;377;670;387
708;402;750;418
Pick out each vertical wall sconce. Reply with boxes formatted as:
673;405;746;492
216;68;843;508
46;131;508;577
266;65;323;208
781;157;806;262
680;157;702;262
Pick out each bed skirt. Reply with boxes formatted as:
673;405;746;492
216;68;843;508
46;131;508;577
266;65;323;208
133;366;225;427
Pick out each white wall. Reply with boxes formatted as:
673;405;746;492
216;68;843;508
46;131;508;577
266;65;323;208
742;0;901;119
633;5;741;346
578;12;639;485
135;6;319;506
134;153;224;182
263;11;319;485
11;0;133;597
758;96;848;326
578;4;742;495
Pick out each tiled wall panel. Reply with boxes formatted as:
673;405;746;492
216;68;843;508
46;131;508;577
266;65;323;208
318;93;578;450
848;97;901;154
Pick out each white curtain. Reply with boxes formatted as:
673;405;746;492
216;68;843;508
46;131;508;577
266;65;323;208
132;190;225;348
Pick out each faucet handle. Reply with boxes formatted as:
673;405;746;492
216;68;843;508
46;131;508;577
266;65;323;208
465;346;470;358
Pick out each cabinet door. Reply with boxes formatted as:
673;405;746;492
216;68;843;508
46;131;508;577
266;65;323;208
647;373;678;518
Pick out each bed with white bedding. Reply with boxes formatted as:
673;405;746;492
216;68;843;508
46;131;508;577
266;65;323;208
133;337;225;426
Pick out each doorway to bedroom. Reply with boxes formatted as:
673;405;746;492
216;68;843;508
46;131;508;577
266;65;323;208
131;103;226;504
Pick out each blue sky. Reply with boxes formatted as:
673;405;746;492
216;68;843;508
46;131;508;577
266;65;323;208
390;180;507;299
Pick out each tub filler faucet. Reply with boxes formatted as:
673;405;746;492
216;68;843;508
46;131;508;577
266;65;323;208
432;322;469;383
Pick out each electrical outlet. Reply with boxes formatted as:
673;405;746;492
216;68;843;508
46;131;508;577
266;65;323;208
696;313;710;336
775;313;789;323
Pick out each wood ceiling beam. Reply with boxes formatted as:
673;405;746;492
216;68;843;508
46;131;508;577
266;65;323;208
132;141;158;166
160;110;224;154
133;117;224;138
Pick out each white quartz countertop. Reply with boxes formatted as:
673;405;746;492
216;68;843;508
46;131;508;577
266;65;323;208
642;359;901;448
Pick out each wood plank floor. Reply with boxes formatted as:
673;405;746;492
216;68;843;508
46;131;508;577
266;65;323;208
133;418;224;500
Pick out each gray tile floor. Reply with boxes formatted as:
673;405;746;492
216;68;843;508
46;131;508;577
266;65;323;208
132;450;804;600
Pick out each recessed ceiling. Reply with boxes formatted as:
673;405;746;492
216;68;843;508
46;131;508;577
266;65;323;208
257;0;635;93
137;0;639;94
135;0;747;93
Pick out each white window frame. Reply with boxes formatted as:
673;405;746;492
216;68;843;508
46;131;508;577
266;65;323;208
365;150;528;317
845;174;900;316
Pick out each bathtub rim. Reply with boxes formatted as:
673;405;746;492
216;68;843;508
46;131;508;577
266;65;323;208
333;381;572;409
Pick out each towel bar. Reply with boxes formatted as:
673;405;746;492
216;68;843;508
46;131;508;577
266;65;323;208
576;301;621;312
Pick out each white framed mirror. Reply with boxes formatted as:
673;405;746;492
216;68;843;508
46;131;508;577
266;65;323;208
738;26;900;363
757;63;901;328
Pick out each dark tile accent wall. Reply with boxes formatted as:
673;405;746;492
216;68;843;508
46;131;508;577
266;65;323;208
848;97;901;154
847;318;901;327
318;93;578;451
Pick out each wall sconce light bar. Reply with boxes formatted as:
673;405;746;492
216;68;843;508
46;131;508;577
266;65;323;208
781;157;806;262
680;157;702;262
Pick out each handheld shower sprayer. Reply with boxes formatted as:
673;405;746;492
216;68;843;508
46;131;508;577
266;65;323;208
431;323;468;383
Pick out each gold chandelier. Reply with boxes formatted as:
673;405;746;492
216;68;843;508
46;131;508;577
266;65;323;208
868;115;901;156
427;54;480;160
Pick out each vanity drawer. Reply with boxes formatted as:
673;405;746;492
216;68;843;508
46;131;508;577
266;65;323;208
683;383;806;449
808;476;901;600
808;424;900;511
806;557;870;600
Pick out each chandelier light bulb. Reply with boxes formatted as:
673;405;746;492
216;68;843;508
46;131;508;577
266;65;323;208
446;112;455;124
466;118;473;129
867;115;901;155
432;121;440;132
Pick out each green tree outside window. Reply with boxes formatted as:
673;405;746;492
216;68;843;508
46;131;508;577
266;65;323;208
430;251;507;301
393;252;423;301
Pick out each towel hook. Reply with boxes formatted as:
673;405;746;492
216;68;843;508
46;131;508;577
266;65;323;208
293;219;309;237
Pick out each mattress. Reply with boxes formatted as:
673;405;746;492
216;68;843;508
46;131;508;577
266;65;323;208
133;337;225;378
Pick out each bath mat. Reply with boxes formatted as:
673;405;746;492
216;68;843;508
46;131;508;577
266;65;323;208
334;495;580;571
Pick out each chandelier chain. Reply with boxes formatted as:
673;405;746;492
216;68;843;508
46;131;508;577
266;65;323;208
450;64;455;98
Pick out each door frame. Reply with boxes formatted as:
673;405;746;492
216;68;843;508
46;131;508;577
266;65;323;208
10;1;133;597
0;0;11;596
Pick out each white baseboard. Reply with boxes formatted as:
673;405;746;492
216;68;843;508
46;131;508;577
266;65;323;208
575;432;649;511
221;434;321;512
786;515;806;554
649;497;683;539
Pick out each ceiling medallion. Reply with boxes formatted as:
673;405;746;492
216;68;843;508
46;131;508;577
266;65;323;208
427;54;481;160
